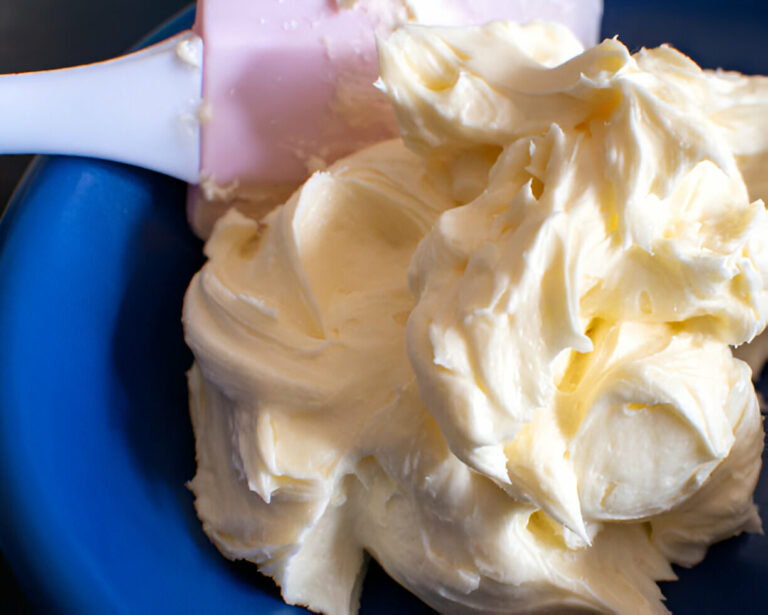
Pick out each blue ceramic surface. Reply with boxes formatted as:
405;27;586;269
1;2;767;614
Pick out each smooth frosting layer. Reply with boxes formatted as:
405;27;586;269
184;22;767;615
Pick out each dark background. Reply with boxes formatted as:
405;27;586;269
0;3;190;610
3;0;768;612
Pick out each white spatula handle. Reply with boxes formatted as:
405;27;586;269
0;31;202;183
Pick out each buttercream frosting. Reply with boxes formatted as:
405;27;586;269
184;21;768;615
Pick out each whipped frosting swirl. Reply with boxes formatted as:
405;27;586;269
389;23;768;538
184;21;768;615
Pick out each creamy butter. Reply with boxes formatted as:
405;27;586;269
184;22;767;615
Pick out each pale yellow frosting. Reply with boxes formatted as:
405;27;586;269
184;22;767;615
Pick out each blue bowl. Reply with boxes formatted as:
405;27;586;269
1;2;767;614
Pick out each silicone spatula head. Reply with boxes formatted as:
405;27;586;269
189;0;603;236
0;0;602;236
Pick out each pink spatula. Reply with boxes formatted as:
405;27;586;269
0;0;602;233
